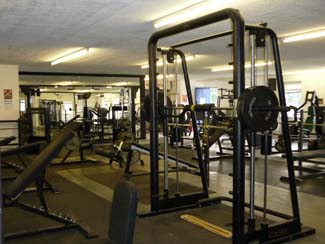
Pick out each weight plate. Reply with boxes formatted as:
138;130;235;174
237;86;279;131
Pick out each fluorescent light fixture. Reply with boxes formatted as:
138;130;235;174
144;74;174;81
211;61;273;72
106;86;112;89
283;68;325;75
51;48;91;65
112;82;128;86
54;81;74;86
141;55;196;69
154;0;232;28
283;28;325;43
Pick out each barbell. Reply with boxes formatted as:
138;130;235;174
142;86;290;132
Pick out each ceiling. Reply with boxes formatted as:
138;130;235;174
0;0;325;84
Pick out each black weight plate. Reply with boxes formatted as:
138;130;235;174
237;86;279;131
142;91;172;122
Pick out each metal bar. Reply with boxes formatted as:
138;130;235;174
139;76;146;139
173;49;209;195
231;13;246;244
245;25;302;225
171;30;233;48
0;120;18;123
298;110;304;175
263;38;269;226
19;71;144;78
130;88;137;136
174;56;180;194
263;133;268;224
162;52;169;194
249;33;256;229
148;35;159;213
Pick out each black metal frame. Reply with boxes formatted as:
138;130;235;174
23;108;51;144
1;142;58;193
3;177;96;240
147;8;315;244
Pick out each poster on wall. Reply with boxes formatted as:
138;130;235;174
181;94;188;104
3;88;13;104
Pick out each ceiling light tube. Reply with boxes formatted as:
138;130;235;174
144;74;174;81
283;68;325;75
51;48;90;65
211;61;272;72
283;28;325;43
153;0;231;29
141;55;195;69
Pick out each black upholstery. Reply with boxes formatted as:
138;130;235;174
108;181;138;244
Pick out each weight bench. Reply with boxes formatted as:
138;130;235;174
3;122;97;240
125;143;198;177
280;149;325;182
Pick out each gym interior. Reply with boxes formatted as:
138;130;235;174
0;1;325;244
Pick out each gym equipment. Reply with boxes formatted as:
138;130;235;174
39;99;63;127
81;181;138;244
237;86;284;132
217;88;234;107
280;149;325;182
95;118;144;169
2;122;96;240
50;115;98;166
146;8;314;244
142;90;172;123
108;181;138;244
19;108;51;144
275;91;319;153
0;136;16;146
1;141;57;193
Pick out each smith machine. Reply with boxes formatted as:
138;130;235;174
145;8;315;244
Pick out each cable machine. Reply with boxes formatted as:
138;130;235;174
146;8;315;244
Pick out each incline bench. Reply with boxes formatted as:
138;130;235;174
2;122;97;240
280;149;325;182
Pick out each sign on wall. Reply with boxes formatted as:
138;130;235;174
3;88;13;104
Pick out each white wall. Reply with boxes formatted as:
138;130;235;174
0;64;19;140
0;65;19;120
283;72;325;103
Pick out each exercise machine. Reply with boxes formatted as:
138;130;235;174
2;122;96;240
145;8;315;244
